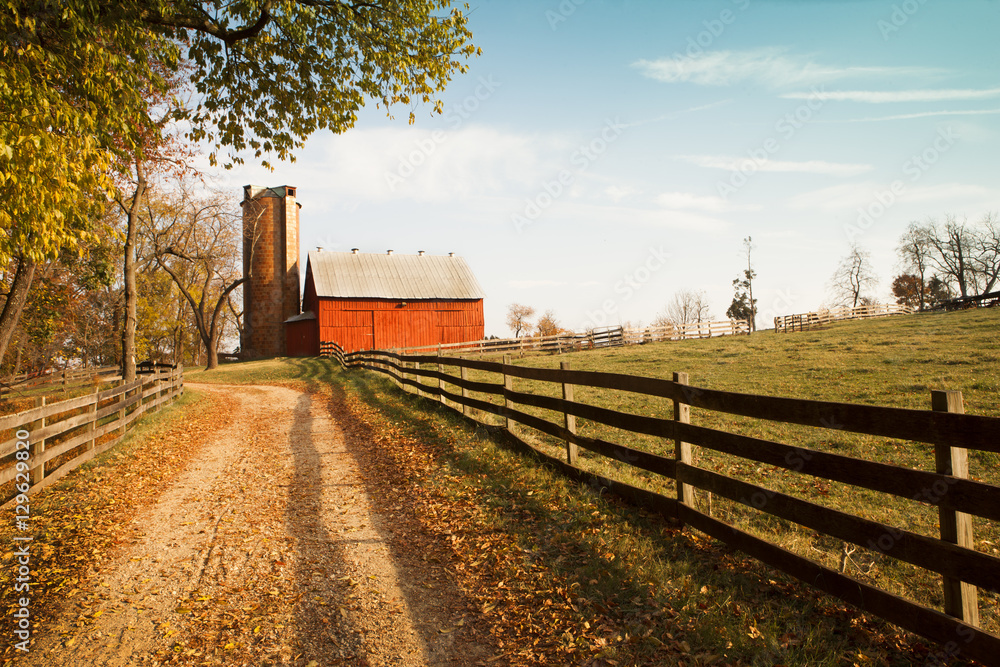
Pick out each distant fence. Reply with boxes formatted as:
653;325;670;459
0;366;184;507
326;341;1000;663
623;319;749;344
774;304;913;333
0;366;120;397
320;318;749;359
937;290;1000;311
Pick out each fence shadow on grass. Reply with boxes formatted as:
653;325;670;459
329;363;965;667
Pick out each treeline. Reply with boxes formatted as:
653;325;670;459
0;180;243;377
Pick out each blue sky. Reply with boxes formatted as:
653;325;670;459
209;0;1000;337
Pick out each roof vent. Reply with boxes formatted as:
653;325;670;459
316;246;323;253
387;249;394;255
449;252;455;257
418;250;425;256
351;248;359;254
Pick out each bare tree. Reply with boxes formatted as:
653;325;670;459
897;222;933;311
506;303;535;338
654;289;711;326
144;183;243;370
921;216;975;298
829;244;878;308
970;211;1000;295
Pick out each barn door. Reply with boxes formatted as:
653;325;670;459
374;310;406;349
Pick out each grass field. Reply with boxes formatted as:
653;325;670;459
394;309;1000;634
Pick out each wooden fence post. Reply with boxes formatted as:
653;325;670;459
460;366;470;417
561;361;578;466
414;361;422;398
437;349;446;407
30;397;46;488
118;380;127;437
673;372;695;515
87;386;98;452
932;389;980;626
502;354;513;432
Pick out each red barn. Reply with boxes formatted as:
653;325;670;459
292;249;485;354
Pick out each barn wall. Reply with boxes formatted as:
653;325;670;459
285;319;319;356
318;298;484;352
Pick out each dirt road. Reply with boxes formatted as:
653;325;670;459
23;383;491;666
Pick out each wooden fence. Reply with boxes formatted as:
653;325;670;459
623;319;749;344
327;341;1000;663
0;365;120;396
320;318;749;359
774;304;913;332
0;367;184;507
938;290;1000;311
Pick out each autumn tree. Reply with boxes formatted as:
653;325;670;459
535;310;562;337
506;304;535;338
3;0;478;369
726;237;757;331
144;184;244;370
829;244;878;308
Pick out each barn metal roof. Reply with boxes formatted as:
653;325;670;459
307;251;486;300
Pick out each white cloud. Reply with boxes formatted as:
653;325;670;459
605;185;640;202
632;48;939;88
819;109;1000;123
509;280;568;289
655;192;761;212
786;183;884;211
781;87;1000;104
787;182;998;212
675;155;872;176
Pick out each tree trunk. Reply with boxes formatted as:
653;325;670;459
0;256;36;368
121;163;147;383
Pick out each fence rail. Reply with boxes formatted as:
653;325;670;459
0;365;120;396
322;318;749;359
937;290;1000;311
0;367;184;507
774;303;913;332
326;341;1000;662
623;319;750;344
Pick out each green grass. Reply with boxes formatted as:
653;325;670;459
399;308;1000;635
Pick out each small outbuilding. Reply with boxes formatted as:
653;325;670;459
295;249;486;354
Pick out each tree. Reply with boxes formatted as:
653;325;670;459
897;222;933;311
506;304;535;338
829;244;878;308
726;237;757;331
891;274;923;310
656;289;711;327
969;212;1000;295
535;310;561;337
145;185;244;370
3;0;478;369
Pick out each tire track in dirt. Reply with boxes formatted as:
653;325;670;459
23;383;488;666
